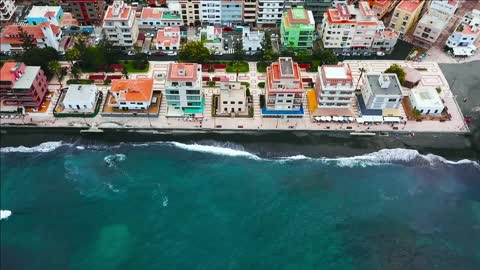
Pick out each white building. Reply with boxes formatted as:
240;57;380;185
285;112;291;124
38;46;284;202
0;0;16;22
446;9;480;49
409;87;445;115
62;84;98;111
25;6;63;26
219;80;247;114
429;0;459;18
361;73;403;110
155;26;180;50
165;63;204;116
0;23;64;52
242;26;264;54
200;25;224;52
257;0;285;26
103;0;139;49
319;2;400;55
200;0;222;25
138;7;182;29
315;64;355;109
414;12;449;47
110;78;154;110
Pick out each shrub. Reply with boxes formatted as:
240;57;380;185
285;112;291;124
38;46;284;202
258;82;265;88
259;95;266;108
207;81;216;87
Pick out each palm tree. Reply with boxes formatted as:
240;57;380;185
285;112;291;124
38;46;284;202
355;67;367;92
70;65;82;81
47;61;62;80
65;47;81;65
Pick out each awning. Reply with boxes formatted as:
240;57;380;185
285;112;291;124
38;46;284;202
314;116;321;121
356;117;365;124
383;116;401;123
383;108;402;117
363;115;383;122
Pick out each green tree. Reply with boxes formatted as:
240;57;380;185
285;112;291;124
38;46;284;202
133;53;148;70
122;67;129;79
81;47;107;70
312;48;338;66
70;64;82;80
65;47;81;65
47;61;62;79
385;64;406;85
73;35;88;58
233;39;245;62
259;31;278;63
178;41;211;64
17;26;35;50
21;47;60;79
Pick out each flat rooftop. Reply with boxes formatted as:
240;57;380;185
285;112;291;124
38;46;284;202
411;87;444;107
64;84;97;104
366;74;402;96
26;6;61;18
13;66;40;90
323;65;349;80
280;58;294;76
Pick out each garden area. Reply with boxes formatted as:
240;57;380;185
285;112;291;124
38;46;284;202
123;60;150;73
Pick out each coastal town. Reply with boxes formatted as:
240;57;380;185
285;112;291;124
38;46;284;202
0;0;478;135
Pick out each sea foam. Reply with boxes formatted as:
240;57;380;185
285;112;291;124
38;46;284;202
168;142;262;160
0;141;67;153
0;210;12;220
104;154;127;167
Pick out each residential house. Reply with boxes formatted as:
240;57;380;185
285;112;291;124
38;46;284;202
263;57;304;116
219;80;247;114
62;84;98;111
315;64;354;109
319;2;399;55
61;0;105;25
242;26;264;54
110;78;154;110
0;22;65;52
103;0;139;49
389;0;425;36
200;0;222;25
361;73;403;110
26;6;64;26
413;12;448;47
367;0;394;19
155;26;180;50
221;0;243;26
429;0;459;18
0;62;48;109
257;0;285;27
280;6;315;50
409;87;444;115
165;63;204;116
200;25;223;53
139;7;182;28
0;0;16;22
446;9;480;49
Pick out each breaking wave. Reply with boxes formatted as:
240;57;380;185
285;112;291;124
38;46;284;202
0;141;68;153
104;154;127;167
0;210;12;220
168;142;262;160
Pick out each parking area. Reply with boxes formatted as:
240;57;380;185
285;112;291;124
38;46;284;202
222;30;242;54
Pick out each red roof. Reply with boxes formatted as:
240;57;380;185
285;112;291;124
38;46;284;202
213;64;226;69
397;0;424;13
106;75;123;80
110;64;125;70
89;74;106;80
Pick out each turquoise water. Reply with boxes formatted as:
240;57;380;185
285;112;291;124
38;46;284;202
1;141;480;270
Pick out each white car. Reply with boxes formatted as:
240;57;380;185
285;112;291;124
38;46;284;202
127;51;135;56
166;51;177;56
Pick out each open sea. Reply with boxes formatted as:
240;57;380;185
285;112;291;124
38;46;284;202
1;140;480;270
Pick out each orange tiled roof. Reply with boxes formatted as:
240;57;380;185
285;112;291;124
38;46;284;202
156;27;180;47
141;7;162;19
105;4;133;20
111;78;154;102
397;0;424;13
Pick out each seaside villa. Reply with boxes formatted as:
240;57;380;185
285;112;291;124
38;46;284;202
409;87;445;115
358;73;403;116
109;78;154;110
165;63;204;117
62;84;98;112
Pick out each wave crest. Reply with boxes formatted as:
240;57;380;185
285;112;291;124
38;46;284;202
0;210;12;220
104;154;127;167
0;141;68;153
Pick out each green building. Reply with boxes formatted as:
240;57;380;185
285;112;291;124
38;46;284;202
280;7;316;50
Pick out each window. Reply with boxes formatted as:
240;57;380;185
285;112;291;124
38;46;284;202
186;82;192;86
238;108;241;112
137;102;143;105
186;90;200;95
223;101;227;104
238;101;243;104
167;90;179;95
120;102;126;105
230;101;235;104
388;98;397;102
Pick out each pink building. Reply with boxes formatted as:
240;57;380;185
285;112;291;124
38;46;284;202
0;62;48;109
264;57;304;116
315;64;354;109
155;26;180;51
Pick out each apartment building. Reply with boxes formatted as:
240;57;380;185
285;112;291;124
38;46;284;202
284;0;305;10
0;62;48;109
26;6;64;26
366;0;394;19
0;23;65;52
413;12;448;47
178;0;201;26
319;2;399;55
138;7;182;28
103;0;139;49
200;0;221;25
315;64;354;109
165;63;204;117
389;0;425;36
0;0;16;22
429;0;459;18
221;0;243;26
280;6;315;50
243;0;257;26
361;73;403;110
62;0;105;25
446;9;480;49
219;81;247;114
304;0;332;27
263;57;304;116
257;0;284;27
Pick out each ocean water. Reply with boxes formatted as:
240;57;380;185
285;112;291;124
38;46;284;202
1;141;480;270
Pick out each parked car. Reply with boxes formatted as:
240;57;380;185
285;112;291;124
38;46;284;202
127;51;136;56
166;51;177;56
152;51;167;56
